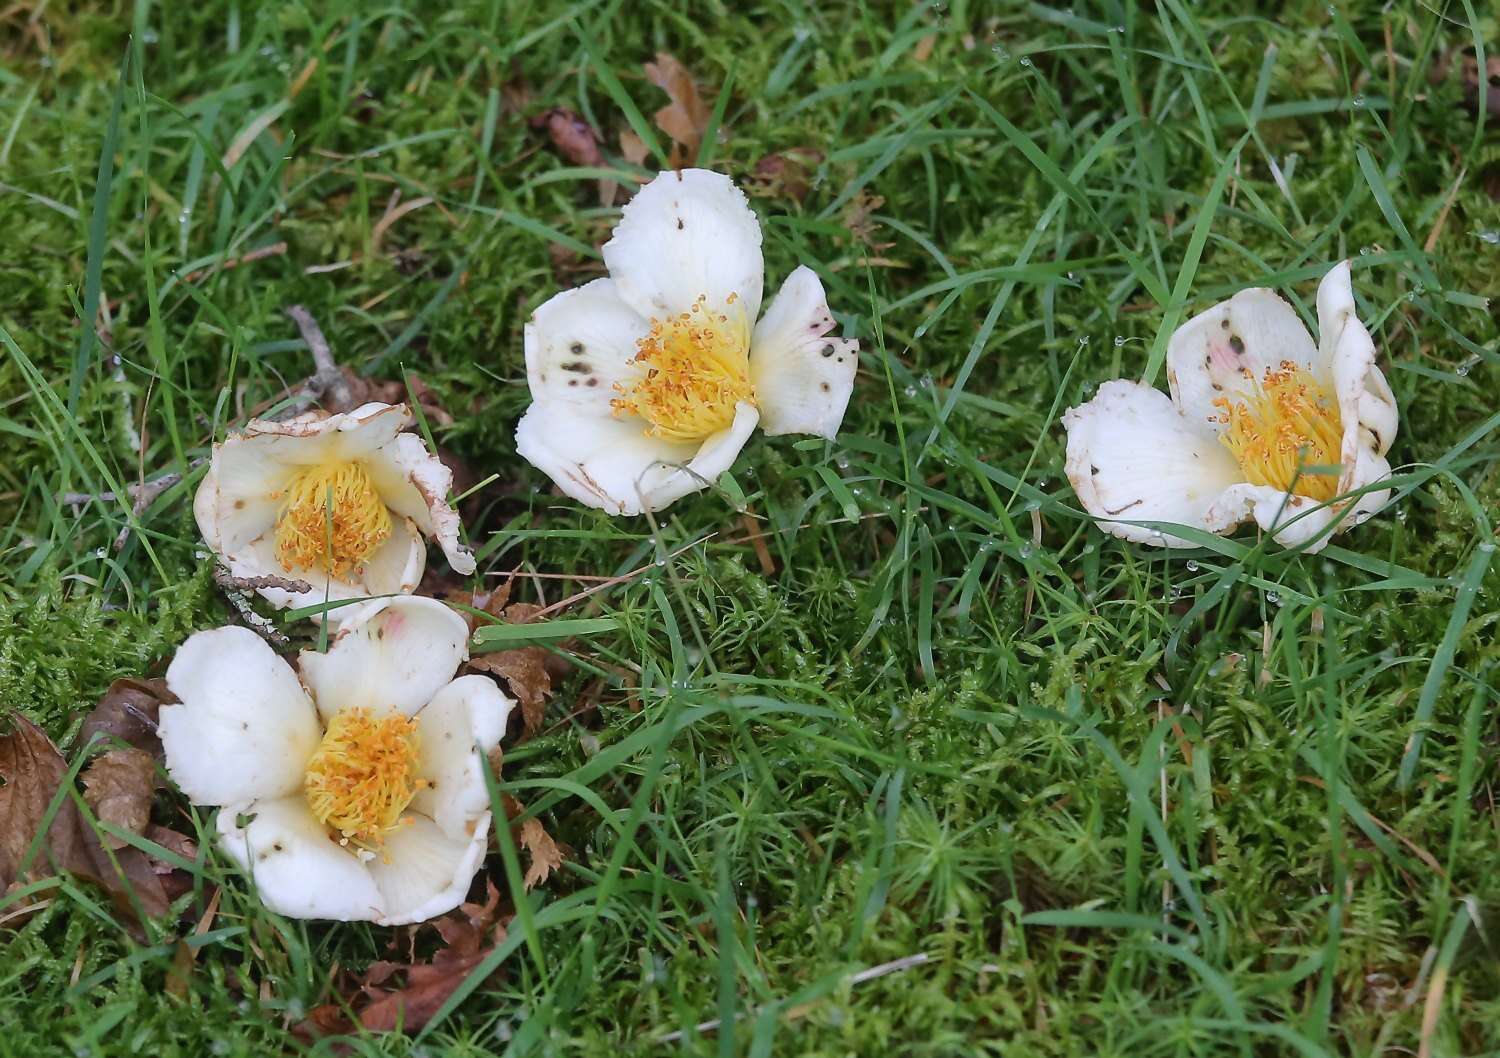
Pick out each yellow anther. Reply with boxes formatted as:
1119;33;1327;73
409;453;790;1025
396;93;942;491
274;461;392;578
611;296;755;443
303;707;425;852
1213;361;1343;502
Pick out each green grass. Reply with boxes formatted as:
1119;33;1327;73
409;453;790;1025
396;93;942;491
2;1;1499;1055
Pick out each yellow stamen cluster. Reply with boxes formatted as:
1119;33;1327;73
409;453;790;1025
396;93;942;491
274;461;392;578
304;707;425;851
611;294;755;443
1213;361;1343;502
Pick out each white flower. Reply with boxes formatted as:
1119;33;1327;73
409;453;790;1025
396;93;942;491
515;168;859;515
1062;262;1399;552
194;402;475;616
159;596;512;924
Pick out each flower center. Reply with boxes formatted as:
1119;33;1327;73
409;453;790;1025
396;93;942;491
274;461;392;578
611;294;755;443
1212;361;1343;502
303;707;425;851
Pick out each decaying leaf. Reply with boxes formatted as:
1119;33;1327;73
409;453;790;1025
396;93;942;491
644;52;710;167
464;593;565;738
0;714;174;926
534;107;603;167
844;189;894;251
296;880;511;1040
619;129;650;167
82;747;158;849
749;149;824;204
468;647;551;737
519;818;563;890
77;677;174;757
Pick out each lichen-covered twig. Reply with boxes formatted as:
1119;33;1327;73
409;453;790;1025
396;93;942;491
211;564;295;646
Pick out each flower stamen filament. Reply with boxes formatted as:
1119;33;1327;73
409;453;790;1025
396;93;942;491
303;707;425;852
1213;361;1343;502
274;461;392;578
611;294;754;443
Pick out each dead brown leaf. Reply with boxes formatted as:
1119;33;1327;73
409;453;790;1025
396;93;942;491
748;149;824;204
468;649;551;737
519;818;563;890
295;880;510;1041
0;715;173;927
81;747;157;849
644;52;710;167
619;130;650;167
77;677;175;757
463;594;567;738
534;107;603;167
844;190;894;251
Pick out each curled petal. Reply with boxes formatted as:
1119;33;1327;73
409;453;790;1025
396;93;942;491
749;266;859;438
1165;288;1319;428
515;399;758;516
369;812;491;927
1203;484;1342;553
298;596;470;722
603;168;764;323
410;675;513;841
523;278;649;416
1317;259;1399;470
161;627;321;806
1062;380;1245;547
216;796;385;922
365;434;476;576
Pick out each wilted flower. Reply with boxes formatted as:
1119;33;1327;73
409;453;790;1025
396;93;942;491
194;402;474;615
515;168;859;515
1062;262;1398;552
159;596;510;924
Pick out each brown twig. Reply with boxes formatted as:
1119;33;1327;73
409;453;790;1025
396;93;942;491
59;460;203;509
180;241;288;284
282;305;354;415
211;565;293;646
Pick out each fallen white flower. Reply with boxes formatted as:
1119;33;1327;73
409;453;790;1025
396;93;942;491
515;168;859;515
1062;261;1398;552
194;402;474;616
159;596;511;924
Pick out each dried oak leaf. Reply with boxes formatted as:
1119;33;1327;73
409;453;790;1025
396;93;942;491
533;107;603;167
644;52;710;167
82;747;158;849
519;818;563;890
296;881;510;1040
749;149;824;204
0;715;171;925
468;649;551;737
619;129;650;167
466;597;565;738
77;677;175;758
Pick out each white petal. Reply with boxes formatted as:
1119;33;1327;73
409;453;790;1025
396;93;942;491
161;627;321;806
409;675;513;841
516;399;758;516
1062;380;1246;547
364;433;476;576
1166;288;1319;427
748;266;859;438
1203;484;1342;553
356;514;428;595
298;595;470;721
206;518;424;621
524;278;649;416
216;796;385;922
369;812;491;926
603;168;764;323
1318;259;1399;466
